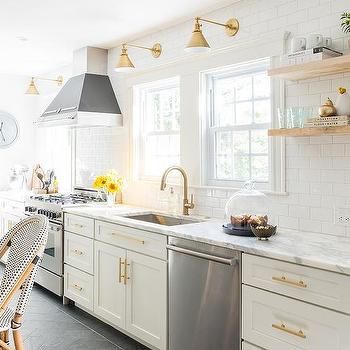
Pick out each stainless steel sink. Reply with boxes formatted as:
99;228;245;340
126;213;202;226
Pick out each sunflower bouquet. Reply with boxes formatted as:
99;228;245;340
93;170;124;204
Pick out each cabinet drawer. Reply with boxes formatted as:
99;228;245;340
243;285;350;350
64;213;94;238
95;221;167;260
242;342;264;350
64;232;94;274
64;265;93;311
243;253;350;314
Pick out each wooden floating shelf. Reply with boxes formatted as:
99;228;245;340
268;125;350;137
268;55;350;81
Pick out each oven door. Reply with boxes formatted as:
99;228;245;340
40;222;63;276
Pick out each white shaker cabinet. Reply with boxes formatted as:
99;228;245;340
126;250;167;350
242;253;350;350
92;224;167;350
94;241;126;328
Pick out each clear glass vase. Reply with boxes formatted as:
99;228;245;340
106;192;116;206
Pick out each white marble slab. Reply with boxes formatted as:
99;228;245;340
64;204;350;276
0;190;27;203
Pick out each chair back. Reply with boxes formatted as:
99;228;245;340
0;215;48;315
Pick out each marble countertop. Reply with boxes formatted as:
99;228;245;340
64;204;350;276
0;190;28;203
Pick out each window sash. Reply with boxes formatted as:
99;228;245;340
137;78;180;180
204;60;272;189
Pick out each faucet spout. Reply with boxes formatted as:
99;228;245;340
160;166;194;215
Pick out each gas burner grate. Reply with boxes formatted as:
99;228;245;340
30;192;105;205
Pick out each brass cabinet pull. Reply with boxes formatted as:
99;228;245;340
72;249;83;256
72;284;82;292
272;276;307;288
272;323;306;339
119;258;125;283
111;232;145;245
71;223;84;228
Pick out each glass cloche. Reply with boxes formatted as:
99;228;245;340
223;181;276;237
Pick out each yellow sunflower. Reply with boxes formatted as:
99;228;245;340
106;181;120;193
92;175;107;189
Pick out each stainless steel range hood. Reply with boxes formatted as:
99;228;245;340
36;47;122;128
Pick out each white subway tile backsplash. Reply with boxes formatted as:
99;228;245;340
333;157;350;169
286;181;310;194
310;182;333;195
321;170;346;183
279;216;299;230
310;157;333;169
299;144;321;157
194;206;213;218
298;194;321;207
287;156;310;169
321;223;347;237
212;207;225;219
299;219;322;233
299;168;321;182
333;135;350;143
308;80;332;94
310;207;333;222
321;144;345;157
289;205;310;218
309;136;333;144
333;184;350;197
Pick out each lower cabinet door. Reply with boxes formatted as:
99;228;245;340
243;285;350;350
94;241;126;328
125;250;167;350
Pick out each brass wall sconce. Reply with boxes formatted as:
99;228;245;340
114;42;162;72
26;75;63;95
185;16;239;52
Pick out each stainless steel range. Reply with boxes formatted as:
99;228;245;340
24;189;105;296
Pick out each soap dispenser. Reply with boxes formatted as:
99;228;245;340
168;187;178;215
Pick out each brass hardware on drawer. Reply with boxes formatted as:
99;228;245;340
272;276;307;288
72;249;83;256
71;223;84;228
272;323;306;339
72;284;83;292
111;232;145;245
119;258;125;283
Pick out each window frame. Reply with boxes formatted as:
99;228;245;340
133;76;180;181
201;58;284;192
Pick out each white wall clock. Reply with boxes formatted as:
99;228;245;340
0;112;19;148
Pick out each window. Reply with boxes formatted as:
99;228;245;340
135;77;180;179
204;60;273;189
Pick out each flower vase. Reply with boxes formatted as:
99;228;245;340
107;192;116;206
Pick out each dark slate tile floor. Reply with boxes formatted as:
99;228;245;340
16;285;151;350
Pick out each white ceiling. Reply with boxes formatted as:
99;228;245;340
0;0;234;76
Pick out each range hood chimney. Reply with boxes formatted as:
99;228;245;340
36;47;122;128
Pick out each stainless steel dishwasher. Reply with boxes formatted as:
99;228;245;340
168;237;241;350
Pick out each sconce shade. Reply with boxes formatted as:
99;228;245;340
115;46;135;72
185;20;210;53
26;78;39;95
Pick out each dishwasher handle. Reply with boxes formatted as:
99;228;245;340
167;245;235;265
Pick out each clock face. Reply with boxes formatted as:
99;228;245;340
0;112;19;148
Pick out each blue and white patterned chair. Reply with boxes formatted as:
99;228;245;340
0;215;48;350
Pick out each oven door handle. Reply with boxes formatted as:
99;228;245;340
49;225;61;232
